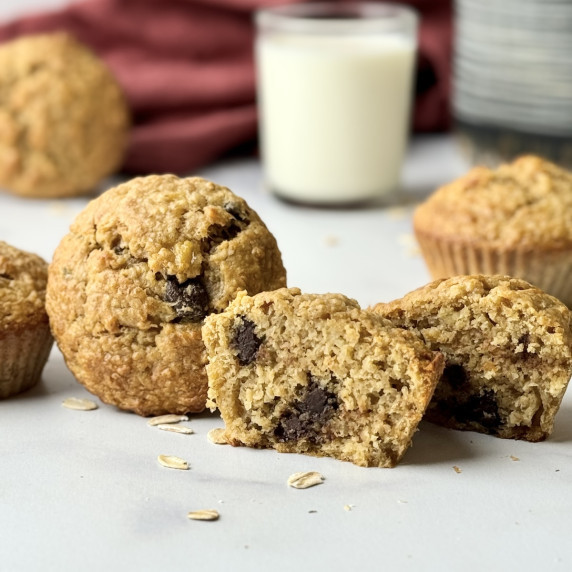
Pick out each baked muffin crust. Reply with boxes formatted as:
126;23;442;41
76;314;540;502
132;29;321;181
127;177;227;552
414;156;572;250
0;241;48;330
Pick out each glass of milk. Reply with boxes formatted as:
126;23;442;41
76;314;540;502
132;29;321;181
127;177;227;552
256;3;418;206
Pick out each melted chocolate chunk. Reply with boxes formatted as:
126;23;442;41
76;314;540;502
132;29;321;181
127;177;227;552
274;377;339;443
224;202;249;223
450;389;501;431
164;276;209;322
212;221;241;242
0;273;13;280
233;317;262;365
443;363;468;389
202;221;242;253
202;204;251;253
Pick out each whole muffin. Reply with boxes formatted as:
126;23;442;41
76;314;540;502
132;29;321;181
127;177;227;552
46;175;287;416
373;275;572;442
414;155;572;306
0;241;53;399
0;32;129;198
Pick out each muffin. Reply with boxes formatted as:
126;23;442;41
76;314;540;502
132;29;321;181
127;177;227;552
0;32;130;198
0;241;53;399
414;155;572;307
372;275;572;442
46;175;287;416
203;288;444;468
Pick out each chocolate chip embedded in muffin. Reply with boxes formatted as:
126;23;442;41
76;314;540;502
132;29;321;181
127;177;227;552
274;376;339;443
46;175;287;416
203;288;444;468
440;389;502;433
232;317;263;365
165;277;209;323
442;363;467;390
224;202;249;222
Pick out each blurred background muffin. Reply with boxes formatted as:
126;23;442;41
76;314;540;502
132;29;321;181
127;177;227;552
0;241;53;398
414;155;572;307
0;32;129;198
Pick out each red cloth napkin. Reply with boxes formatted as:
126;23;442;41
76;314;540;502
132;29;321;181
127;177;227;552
0;0;451;174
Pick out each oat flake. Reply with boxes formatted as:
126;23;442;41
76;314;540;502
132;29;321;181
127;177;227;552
62;397;98;411
147;414;189;426
287;471;325;489
207;428;228;444
157;455;189;470
187;509;219;521
157;424;194;435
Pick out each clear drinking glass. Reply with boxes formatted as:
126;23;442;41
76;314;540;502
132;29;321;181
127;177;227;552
255;3;418;206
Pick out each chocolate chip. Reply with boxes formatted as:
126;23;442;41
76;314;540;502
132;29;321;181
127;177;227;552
274;377;339;443
0;273;13;280
202;221;242;253
449;389;501;431
304;386;330;414
442;363;468;389
224;202;248;222
109;235;124;254
232;317;262;365
164;276;209;322
278;416;305;441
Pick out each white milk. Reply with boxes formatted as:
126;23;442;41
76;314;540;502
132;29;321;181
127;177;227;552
256;33;416;204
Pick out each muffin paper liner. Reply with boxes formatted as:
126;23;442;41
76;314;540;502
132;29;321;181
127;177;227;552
0;323;54;399
415;231;572;308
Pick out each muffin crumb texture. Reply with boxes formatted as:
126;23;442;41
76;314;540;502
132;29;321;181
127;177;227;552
203;288;444;468
373;275;572;441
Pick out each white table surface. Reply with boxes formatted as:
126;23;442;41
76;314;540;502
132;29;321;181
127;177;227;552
2;134;572;572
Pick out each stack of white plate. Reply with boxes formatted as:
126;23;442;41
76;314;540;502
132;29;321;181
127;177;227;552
453;0;572;166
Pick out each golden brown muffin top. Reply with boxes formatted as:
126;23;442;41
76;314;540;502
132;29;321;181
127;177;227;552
0;32;129;198
414;156;572;249
373;274;572;349
0;241;48;330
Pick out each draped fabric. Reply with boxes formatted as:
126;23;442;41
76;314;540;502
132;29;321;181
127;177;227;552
0;0;452;173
